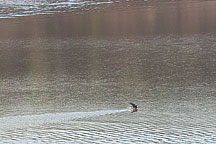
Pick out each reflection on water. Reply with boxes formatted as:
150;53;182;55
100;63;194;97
1;0;216;39
0;36;215;143
0;0;216;143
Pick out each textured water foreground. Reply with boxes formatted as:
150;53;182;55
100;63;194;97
0;0;216;143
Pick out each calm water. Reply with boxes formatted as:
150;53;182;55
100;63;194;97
0;0;216;143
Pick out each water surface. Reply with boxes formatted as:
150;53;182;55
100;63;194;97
0;0;216;143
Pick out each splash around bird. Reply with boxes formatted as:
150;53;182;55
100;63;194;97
129;103;137;112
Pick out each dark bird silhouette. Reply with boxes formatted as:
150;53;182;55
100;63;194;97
129;103;137;112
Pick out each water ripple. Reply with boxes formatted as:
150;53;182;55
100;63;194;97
0;109;128;130
1;120;215;143
0;0;113;18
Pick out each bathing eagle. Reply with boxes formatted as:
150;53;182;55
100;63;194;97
129;103;137;112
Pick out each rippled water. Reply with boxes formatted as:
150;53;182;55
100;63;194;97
0;0;113;18
1;36;216;143
0;0;216;143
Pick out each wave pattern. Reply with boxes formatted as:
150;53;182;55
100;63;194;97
0;110;215;143
0;0;113;18
0;35;216;143
0;109;128;130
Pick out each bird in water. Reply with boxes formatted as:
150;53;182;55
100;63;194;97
129;103;137;112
